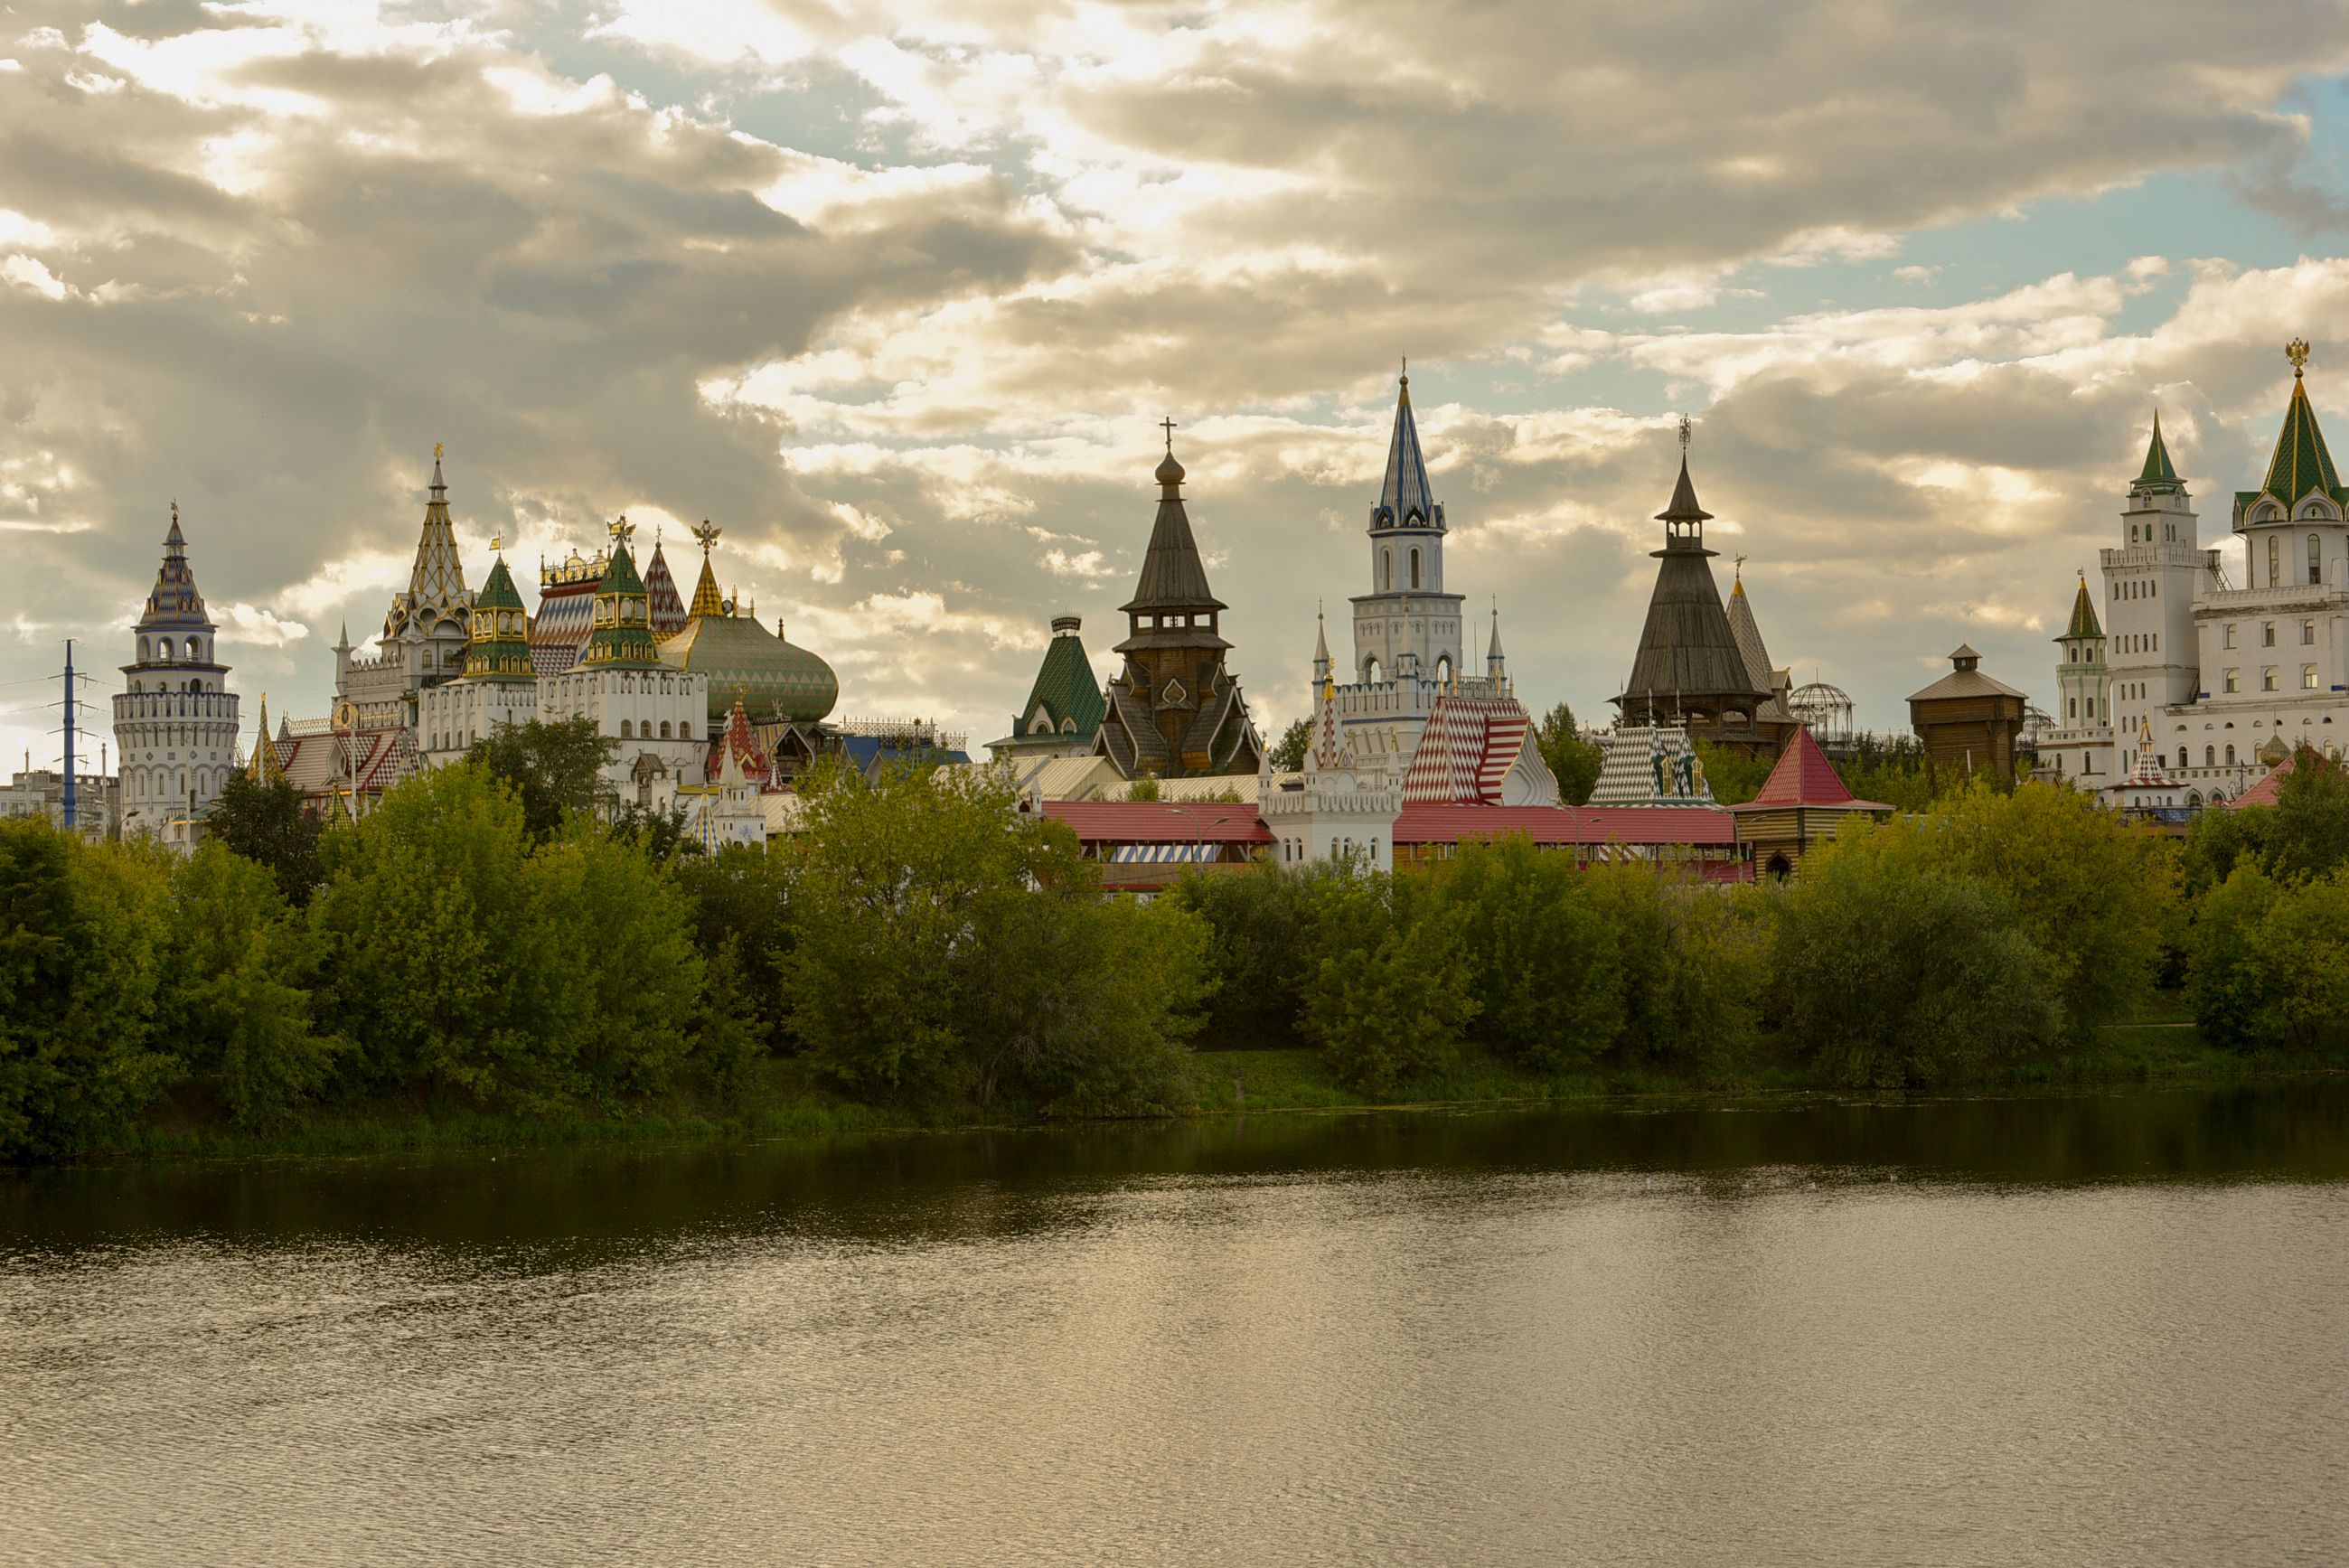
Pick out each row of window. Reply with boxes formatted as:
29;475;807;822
2222;619;2317;649
137;636;209;663
1379;547;1428;591
1279;836;1379;865
2220;667;2321;692
2114;578;2157;600
2262;532;2326;588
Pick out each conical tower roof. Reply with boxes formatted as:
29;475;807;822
137;502;212;631
2259;361;2343;506
584;529;662;668
246;694;285;784
2137;410;2181;490
1010;615;1106;742
386;448;471;639
464;554;535;682
644;538;688;638
1614;448;1763;717
2059;573;2102;642
1120;436;1226;615
1376;369;1438;528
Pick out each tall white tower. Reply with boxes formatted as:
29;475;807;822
2100;413;2212;772
113;503;241;846
1351;368;1465;685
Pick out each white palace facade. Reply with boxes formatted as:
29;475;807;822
2045;342;2349;803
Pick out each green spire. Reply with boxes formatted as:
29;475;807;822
2058;572;2102;643
464;554;534;682
2136;410;2180;489
2258;372;2344;507
584;527;662;667
1011;615;1107;741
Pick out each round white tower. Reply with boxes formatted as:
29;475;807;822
113;503;240;845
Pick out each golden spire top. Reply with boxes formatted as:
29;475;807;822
2288;338;2311;378
691;519;722;556
434;441;444;460
608;513;635;549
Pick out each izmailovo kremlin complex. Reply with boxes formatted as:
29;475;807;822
65;339;2349;880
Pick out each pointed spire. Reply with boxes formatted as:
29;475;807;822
395;446;470;625
2060;569;2103;643
1375;364;1438;529
430;441;446;496
1487;597;1504;663
2138;408;2181;488
2258;342;2343;506
138;502;210;628
247;694;284;784
164;500;185;552
1312;606;1331;674
1122;431;1224;615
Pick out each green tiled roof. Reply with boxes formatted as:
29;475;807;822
659;610;839;724
1012;619;1106;740
2136;411;2181;490
464;556;534;682
584;540;662;667
2059;575;2102;643
2239;372;2348;519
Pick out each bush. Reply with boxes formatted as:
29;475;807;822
163;846;343;1124
1433;836;1622;1070
1770;833;2062;1087
1163;861;1331;1047
1302;872;1479;1094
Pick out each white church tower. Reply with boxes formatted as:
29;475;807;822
2100;410;2213;775
113;503;241;846
1353;365;1466;689
2040;573;2115;784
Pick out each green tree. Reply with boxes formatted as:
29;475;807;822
162;846;343;1123
1535;703;1603;804
2186;860;2282;1052
2181;798;2272;899
1302;873;1480;1094
1582;864;1766;1076
1270;717;1312;773
1163;861;1330;1047
0;824;175;1160
1692;737;1773;805
207;769;325;905
2266;750;2349;881
466;717;617;840
1125;772;1162;801
1768;835;2062;1087
674;844;796;1050
1433;835;1623;1070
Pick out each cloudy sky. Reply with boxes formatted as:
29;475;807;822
9;0;2349;773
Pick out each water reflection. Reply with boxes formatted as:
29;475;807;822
4;1085;2346;1566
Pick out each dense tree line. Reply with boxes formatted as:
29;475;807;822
5;724;2347;1163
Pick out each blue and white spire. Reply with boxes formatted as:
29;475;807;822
1373;362;1442;530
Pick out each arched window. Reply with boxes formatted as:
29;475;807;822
2311;533;2324;586
1409;548;1422;590
1382;549;1393;590
2224;744;2236;765
680;721;692;740
2177;747;2188;770
659;721;672;738
1364;655;1383;683
2269;535;2280;587
1435;655;1452;687
158;642;174;663
619;719;633;738
187;636;201;661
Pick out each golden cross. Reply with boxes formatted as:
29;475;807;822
2288;339;2311;377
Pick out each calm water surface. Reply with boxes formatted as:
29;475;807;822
5;1087;2349;1566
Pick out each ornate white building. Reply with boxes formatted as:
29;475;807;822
335;448;474;733
2053;343;2349;804
114;504;240;844
1303;371;1556;802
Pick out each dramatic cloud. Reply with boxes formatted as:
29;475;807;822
5;0;2349;771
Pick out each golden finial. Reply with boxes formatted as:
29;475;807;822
434;441;444;460
691;519;722;555
608;513;635;548
2288;339;2311;377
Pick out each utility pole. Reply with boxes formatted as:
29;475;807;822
61;640;77;835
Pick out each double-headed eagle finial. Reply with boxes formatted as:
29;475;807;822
691;518;722;555
2288;339;2312;378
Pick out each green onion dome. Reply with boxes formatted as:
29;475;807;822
659;608;839;725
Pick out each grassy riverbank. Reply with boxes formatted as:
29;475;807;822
73;1008;2347;1167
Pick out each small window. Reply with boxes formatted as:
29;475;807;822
619;719;633;738
2312;534;2325;587
2269;535;2281;587
2224;624;2237;650
2225;745;2236;765
2304;666;2319;691
2176;748;2188;770
660;721;672;738
2205;746;2216;766
2264;622;2276;647
2262;669;2279;692
2304;619;2316;645
1409;548;1422;590
2225;669;2241;693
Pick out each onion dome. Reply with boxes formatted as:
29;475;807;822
464;549;535;682
657;525;839;724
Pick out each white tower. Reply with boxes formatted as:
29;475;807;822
2100;412;2213;773
113;503;241;846
1351;366;1465;686
2042;572;2115;784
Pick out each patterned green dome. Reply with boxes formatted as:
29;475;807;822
659;609;839;724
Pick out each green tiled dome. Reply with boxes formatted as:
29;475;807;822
659;610;839;725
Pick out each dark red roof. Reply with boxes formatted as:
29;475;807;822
1040;800;1273;844
1732;727;1889;812
1394;803;1737;846
2231;747;2329;810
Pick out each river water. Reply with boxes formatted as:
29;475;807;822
5;1086;2348;1565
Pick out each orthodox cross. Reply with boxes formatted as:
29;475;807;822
1160;416;1177;454
2288;338;2311;377
1734;552;1747;582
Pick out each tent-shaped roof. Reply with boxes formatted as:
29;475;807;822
1121;444;1226;615
2237;346;2349;518
1732;726;1888;812
1010;615;1106;741
2060;574;2102;642
1375;371;1439;529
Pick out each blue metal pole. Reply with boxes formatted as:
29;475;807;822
61;639;76;834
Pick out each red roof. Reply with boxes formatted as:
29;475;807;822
1732;727;1888;812
1040;800;1273;844
2231;746;2328;809
1394;803;1737;846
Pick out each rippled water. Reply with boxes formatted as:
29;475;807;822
5;1087;2349;1565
